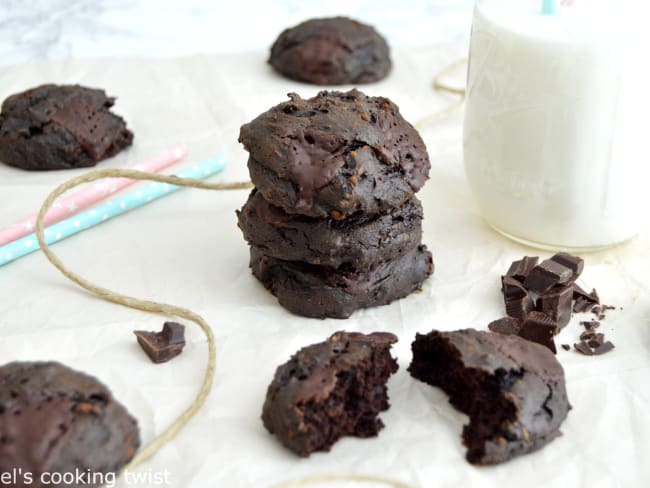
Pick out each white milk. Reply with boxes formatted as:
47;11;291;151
463;0;649;250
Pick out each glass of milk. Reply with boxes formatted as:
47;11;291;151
463;0;648;251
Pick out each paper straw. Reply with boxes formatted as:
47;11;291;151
0;144;188;246
0;155;226;267
542;0;559;14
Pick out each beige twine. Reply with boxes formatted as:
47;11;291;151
32;58;467;487
34;169;251;470
415;58;468;129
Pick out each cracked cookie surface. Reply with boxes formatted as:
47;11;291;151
0;84;132;170
239;89;430;218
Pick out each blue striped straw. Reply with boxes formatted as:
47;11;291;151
542;0;559;14
0;155;226;267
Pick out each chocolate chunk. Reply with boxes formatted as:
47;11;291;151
502;276;534;319
580;320;600;330
518;312;558;354
574;338;615;356
506;256;539;283
573;284;600;305
573;298;594;313
488;317;521;335
536;284;573;329
161;322;185;344
134;322;186;364
523;260;573;294
593;341;615;355
549;252;584;281
587;333;605;349
561;344;571;351
574;342;594;355
580;330;596;341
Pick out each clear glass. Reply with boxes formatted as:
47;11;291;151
463;0;647;251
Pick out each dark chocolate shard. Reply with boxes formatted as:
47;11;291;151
536;284;573;329
549;252;584;281
523;259;573;294
506;256;539;283
580;320;600;330
580;330;596;341
586;333;605;349
574;342;594;355
502;276;534;319
573;284;600;306
161;322;185;344
573;298;594;313
593;341;615;355
134;321;186;364
561;344;571;351
488;317;521;335
518;311;558;354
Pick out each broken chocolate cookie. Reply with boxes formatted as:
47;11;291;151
409;329;570;465
262;331;398;456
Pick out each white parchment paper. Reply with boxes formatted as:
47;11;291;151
0;46;648;488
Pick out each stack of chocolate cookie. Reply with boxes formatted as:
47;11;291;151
237;89;433;319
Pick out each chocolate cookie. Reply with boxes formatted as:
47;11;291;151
250;244;433;319
239;89;430;218
269;17;391;85
0;361;140;484
408;329;570;465
262;331;398;456
237;189;423;269
0;84;133;170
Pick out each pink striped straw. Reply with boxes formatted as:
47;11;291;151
0;144;187;246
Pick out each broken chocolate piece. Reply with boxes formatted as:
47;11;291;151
502;276;534;319
488;317;521;335
579;330;596;341
537;284;573;329
574;342;594;355
580;320;600;330
506;256;539;283
161;322;185;344
573;284;600;307
549;252;584;281
134;321;186;364
574;338;615;356
523;260;573;294
593;341;615;355
573;298;594;313
561;344;571;351
518;312;558;354
586;333;605;349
